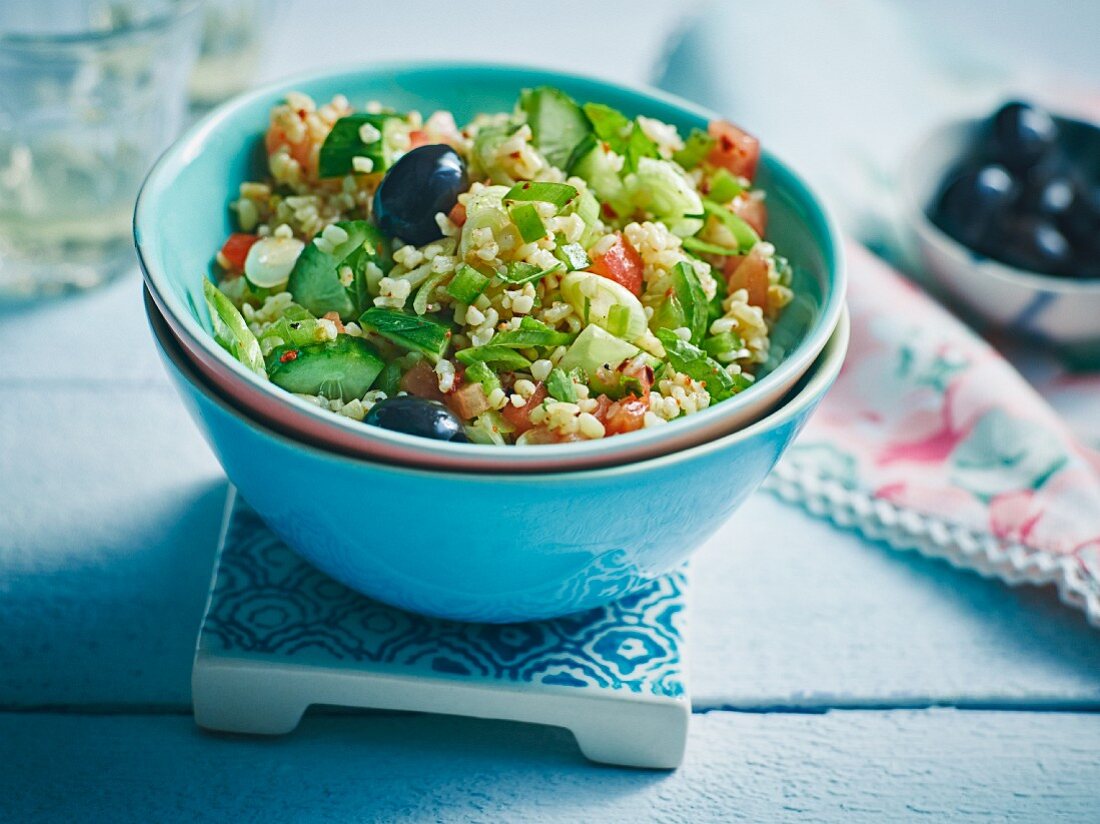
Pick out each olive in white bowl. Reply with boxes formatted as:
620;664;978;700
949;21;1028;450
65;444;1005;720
901;103;1100;363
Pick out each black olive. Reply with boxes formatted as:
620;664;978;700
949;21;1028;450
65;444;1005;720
372;144;467;246
930;164;1018;254
987;101;1058;171
998;216;1074;276
364;396;468;442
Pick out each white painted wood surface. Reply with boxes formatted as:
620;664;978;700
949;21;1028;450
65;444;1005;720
3;279;1099;711
1;710;1096;822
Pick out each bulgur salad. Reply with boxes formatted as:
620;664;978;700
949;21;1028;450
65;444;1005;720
205;87;794;444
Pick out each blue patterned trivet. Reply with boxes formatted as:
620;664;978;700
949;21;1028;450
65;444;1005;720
192;488;690;768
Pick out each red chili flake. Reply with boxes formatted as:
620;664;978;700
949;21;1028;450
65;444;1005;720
279;349;299;363
509;151;521;159
601;202;618;220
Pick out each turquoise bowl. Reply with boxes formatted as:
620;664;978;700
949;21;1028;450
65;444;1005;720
136;62;845;473
146;287;848;622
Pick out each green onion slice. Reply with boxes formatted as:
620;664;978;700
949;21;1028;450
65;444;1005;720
504;181;578;211
509;202;547;243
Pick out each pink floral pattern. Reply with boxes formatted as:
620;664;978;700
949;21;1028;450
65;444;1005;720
777;243;1100;625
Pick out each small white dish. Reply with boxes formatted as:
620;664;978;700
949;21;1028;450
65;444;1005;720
900;118;1100;363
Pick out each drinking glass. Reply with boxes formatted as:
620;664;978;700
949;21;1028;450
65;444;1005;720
190;0;281;108
0;1;202;300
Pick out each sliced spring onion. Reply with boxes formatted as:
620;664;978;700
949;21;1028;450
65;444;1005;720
446;264;491;304
463;360;501;395
358;308;452;361
703;200;760;252
504;181;578;210
655;328;740;402
492;316;575;348
702;331;744;358
318;113;402;178
682;236;741;256
554;241;590;271
509;202;547;243
203;279;266;376
706;168;745;203
545;367;578;403
672;128;716;170
412;270;449;316
500;260;563;286
455;345;532;370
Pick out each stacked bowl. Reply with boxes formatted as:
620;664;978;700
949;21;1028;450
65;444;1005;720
136;63;848;623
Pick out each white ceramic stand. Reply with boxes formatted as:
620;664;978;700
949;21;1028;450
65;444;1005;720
192;489;691;769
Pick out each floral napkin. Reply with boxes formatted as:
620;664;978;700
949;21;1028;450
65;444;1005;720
766;244;1100;626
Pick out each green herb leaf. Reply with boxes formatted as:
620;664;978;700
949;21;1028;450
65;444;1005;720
655;328;741;402
520;86;592;170
509;202;547;243
624;120;660;173
545;367;578;402
504;181;579;211
359;308;452;361
672;128;715;170
287;220;391;319
554;241;590;271
582;102;631;152
702;330;744;358
318;114;401;178
455;345;532;370
670;260;709;344
464;359;501;394
446;264;491;304
492;316;575;348
500;260;563;286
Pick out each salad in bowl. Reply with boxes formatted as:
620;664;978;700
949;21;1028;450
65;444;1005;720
205;85;796;446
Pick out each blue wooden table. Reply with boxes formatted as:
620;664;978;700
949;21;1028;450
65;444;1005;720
2;2;1098;820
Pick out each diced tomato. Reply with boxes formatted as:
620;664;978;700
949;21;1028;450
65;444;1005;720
590;394;613;422
589;234;644;295
500;383;547;435
399;361;447;403
732;196;768;236
408;129;432;150
322;311;346;334
447;382;491;420
706;120;760;182
448;201;467;227
602;394;649;436
264;112;316;174
724;245;770;310
219;233;259;272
